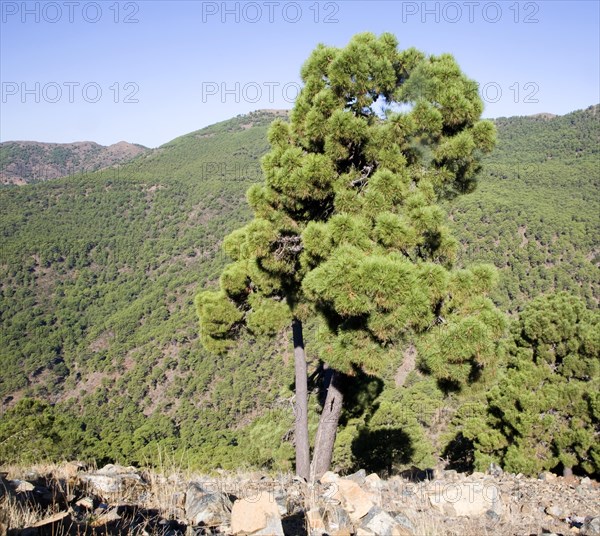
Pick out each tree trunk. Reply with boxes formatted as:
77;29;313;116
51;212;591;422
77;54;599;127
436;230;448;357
310;366;344;482
292;318;310;482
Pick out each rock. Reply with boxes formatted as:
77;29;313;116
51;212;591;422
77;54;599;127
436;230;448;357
428;481;501;517
75;496;95;510
273;488;288;516
444;470;459;480
332;479;374;522
487;463;503;477
546;505;563;518
393;512;415;533
320;471;339;484
81;465;144;495
539;471;558;482
230;492;284;536
90;508;121;527
95;464;133;475
184;484;232;527
307;507;327;535
63;461;86;480
13;480;35;492
582;516;600;536
364;473;383;490
346;469;367;485
322;504;353;535
357;506;413;536
23;471;42;483
486;509;501;523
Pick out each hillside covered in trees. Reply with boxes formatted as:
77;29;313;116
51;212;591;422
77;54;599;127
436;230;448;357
0;105;598;475
0;140;149;185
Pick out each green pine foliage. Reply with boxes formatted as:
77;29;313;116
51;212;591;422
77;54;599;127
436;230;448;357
195;32;509;478
458;292;599;475
197;32;502;375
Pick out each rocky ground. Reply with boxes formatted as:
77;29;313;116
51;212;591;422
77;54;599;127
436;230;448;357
1;462;599;535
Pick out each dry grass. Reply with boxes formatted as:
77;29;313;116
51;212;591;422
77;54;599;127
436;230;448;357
1;493;45;530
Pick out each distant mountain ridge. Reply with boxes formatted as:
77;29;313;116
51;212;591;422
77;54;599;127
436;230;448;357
0;140;149;185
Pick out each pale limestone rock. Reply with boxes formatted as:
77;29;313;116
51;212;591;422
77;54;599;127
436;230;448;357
81;464;144;495
364;473;383;489
332;479;374;522
428;481;501;517
230;491;284;536
320;471;339;484
14;480;35;492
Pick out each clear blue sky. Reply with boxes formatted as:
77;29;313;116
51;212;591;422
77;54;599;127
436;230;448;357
1;0;599;147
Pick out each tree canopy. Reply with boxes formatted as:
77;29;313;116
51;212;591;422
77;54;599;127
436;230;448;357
196;32;505;479
461;292;599;475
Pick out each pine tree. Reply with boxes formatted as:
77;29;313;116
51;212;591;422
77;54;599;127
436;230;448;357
462;292;600;476
196;32;502;480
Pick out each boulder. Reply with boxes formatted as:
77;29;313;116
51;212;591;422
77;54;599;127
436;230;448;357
75;496;95;510
487;463;503;477
538;472;558;482
332;479;374;522
81;464;144;495
428;481;502;517
346;469;367;485
322;504;353;535
273;488;288;516
13;480;35;492
185;483;232;527
364;473;383;490
357;506;413;536
230;491;284;536
320;471;339;484
62;461;86;481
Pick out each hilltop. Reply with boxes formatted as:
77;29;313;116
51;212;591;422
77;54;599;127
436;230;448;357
0;140;149;185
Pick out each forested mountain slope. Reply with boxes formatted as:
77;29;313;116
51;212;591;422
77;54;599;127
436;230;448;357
0;140;149;185
449;104;599;312
0;106;597;469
